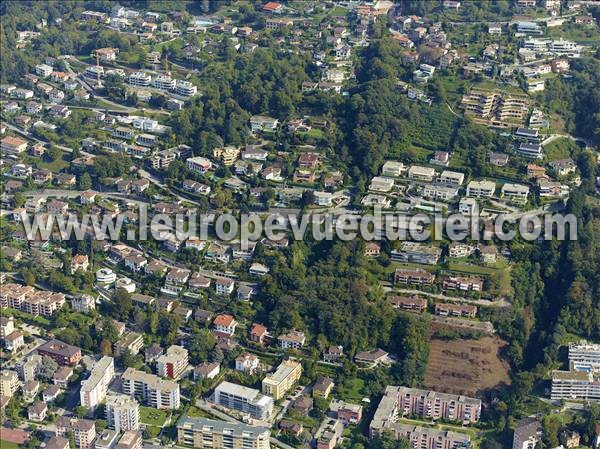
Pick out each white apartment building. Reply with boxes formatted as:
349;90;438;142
438;170;464;187
501;183;530;203
35;63;53;78
174;79;197;96
569;341;600;372
121;368;180;409
214;381;274;420
80;356;115;410
156;345;189;379
512;418;542;449
153;75;175;90
517;142;544;159
381;161;405;177
128;71;151;87
186;156;212;175
105;394;140;433
407;165;436;182
551;370;600;401
422;184;459;201
459;197;478;216
177;416;271;449
466;180;496;197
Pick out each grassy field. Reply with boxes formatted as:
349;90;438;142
140;406;169;426
544;137;579;161
336;378;365;402
0;441;20;449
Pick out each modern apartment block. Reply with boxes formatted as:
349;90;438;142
569;341;600;372
390;242;442;265
550;370;600;401
0;283;66;317
177;416;271;449
105;393;140;433
214;381;274;420
461;89;529;127
56;417;97;449
121;368;180;409
376;386;481;424
156;345;189;379
37;339;82;366
80;356;114;410
370;419;470;449
262;359;302;400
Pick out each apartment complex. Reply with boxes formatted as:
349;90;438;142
56;417;97;449
38;339;82;366
462;89;530;128
214;381;274;420
550;370;600;401
80;356;114;410
512;418;542;449
105;394;140;433
262;359;302;400
391;242;442;265
121;368;180;409
156;345;189;379
569;341;600;372
177;416;271;449
383;386;481;423
0;283;66;317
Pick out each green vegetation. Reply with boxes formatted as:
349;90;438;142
140;406;169;427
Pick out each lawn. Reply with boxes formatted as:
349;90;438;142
0;441;20;449
140;406;169;426
337;378;365;402
544;137;579;161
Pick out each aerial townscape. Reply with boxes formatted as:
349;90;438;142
0;1;599;449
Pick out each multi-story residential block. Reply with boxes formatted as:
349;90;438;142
438;170;464;187
278;330;306;350
121;368;180;409
435;302;478;318
551;370;600;401
512;418;542;449
0;370;20;396
569;341;600;372
389;296;427;312
381;161;405;177
174;79;197;97
115;430;142;449
407;165;436;182
114;332;144;356
127;72;151;87
442;275;484;292
330;399;363;425
38;339;81;366
394;268;435;285
466;180;496;197
80;356;115;410
389;386;481;423
186;156;212;175
262;359;302;400
177;416;271;449
501;183;530;203
105;394;140;433
370;387;474;447
214;381;274;420
391;242;442;265
56;417;97;449
1;136;28;154
156;345;189;379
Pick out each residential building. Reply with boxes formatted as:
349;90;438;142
389;296;427;312
517;143;544;159
501;183;530;203
549;158;577;177
391;242;442;265
105;394;140;433
512;418;542;449
114;332;144;356
157;345;189;379
235;353;260;374
121;368;180;409
262;359;302;400
115;431;142;449
45;436;70;449
331;399;363;425
569;341;600;372
313;376;334;399
187;156;212;175
193;362;220;380
442;275;483;292
177;416;271;449
127;72;151;87
213;314;238;335
38;339;81;366
407;165;436;182
1;136;28;154
394;268;435;285
80;356;115;410
435;302;478;318
354;349;390;368
250;323;268;343
551;370;600;401
56;417;97;449
214;381;274;420
278;330;306;350
0;370;19;396
467;180;496;197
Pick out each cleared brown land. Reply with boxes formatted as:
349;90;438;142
425;334;511;397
